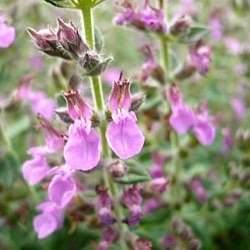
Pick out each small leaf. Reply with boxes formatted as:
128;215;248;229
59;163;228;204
176;25;211;44
44;0;76;8
114;160;151;184
170;50;184;76
0;151;19;188
94;26;104;53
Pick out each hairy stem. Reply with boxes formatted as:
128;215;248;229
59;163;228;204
80;4;128;249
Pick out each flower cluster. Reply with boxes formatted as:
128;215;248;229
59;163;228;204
114;0;167;34
22;73;145;238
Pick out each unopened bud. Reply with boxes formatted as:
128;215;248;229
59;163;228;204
57;18;89;59
134;238;152;250
27;27;71;60
170;15;192;36
180;227;193;241
187;239;201;250
109;161;128;178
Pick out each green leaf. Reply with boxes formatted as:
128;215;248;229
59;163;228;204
141;96;162;111
170;50;184;76
114;160;151;184
0;151;19;188
177;25;211;44
43;0;76;8
94;26;104;53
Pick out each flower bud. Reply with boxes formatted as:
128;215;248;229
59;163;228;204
27;27;71;60
57;18;89;59
187;239;201;250
109;160;129;178
170;15;192;36
134;238;152;250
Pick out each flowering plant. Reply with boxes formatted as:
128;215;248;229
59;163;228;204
1;0;250;249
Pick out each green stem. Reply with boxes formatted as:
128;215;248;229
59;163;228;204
80;4;128;249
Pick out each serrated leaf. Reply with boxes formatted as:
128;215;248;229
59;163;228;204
44;0;76;8
114;160;151;184
177;25;211;44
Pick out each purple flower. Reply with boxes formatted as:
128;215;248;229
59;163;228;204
34;202;63;239
209;15;223;42
170;105;196;134
222;128;233;155
48;173;76;208
193;102;215;146
106;77;145;159
190;178;207;204
37;114;65;152
114;0;167;34
140;46;165;84
64;119;101;171
0;15;15;48
63;87;101;171
150;152;165;178
22;155;49;185
140;1;167;33
144;198;163;213
231;97;246;120
189;39;212;76
167;84;195;134
162;234;177;248
17;80;56;121
96;187;116;225
122;185;143;226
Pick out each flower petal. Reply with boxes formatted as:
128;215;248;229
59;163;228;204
64;120;101;171
170;105;195;134
193;120;215;146
106;116;144;159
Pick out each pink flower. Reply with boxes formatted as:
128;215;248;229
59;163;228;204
64;119;101;171
22;155;49;185
114;1;167;34
190;178;207;204
48;174;76;208
231;97;246;120
193;102;215;146
209;15;223;42
167;84;195;134
189;39;212;76
170;105;196;134
17;80;56;121
0;15;15;48
106;76;145;159
34;202;63;239
62;87;101;171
